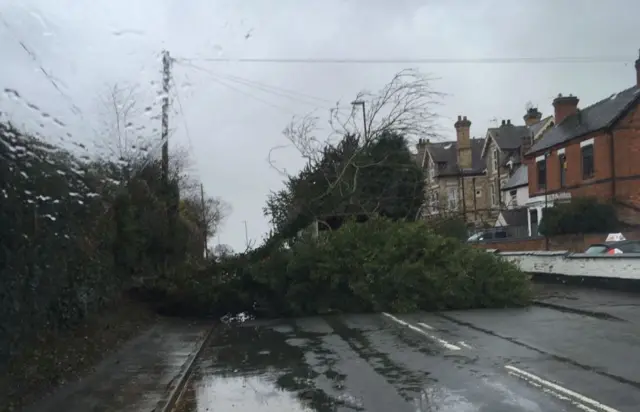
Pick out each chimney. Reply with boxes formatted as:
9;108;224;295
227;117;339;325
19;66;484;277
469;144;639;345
553;93;579;125
454;115;472;169
635;48;640;86
523;107;542;126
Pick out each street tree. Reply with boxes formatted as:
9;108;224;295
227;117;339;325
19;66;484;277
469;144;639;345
265;69;439;235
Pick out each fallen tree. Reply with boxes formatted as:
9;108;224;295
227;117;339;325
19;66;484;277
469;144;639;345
150;217;531;317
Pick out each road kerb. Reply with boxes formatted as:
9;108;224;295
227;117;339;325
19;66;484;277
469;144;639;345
157;324;215;412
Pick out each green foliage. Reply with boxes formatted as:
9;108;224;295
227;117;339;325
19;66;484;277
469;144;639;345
425;215;470;241
155;218;531;318
0;122;206;373
539;197;619;236
263;132;425;240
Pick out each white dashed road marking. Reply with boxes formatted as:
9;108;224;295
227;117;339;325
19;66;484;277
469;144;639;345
417;322;434;330
381;313;619;411
458;341;474;350
505;365;620;412
382;313;461;351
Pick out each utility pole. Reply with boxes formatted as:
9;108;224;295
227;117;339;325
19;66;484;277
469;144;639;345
351;100;367;140
160;50;175;268
243;220;249;247
161;50;171;188
200;183;208;258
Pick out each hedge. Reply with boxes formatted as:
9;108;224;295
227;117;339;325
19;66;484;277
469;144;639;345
0;122;203;374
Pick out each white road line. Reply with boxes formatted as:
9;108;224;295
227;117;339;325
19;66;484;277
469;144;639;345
417;322;434;330
505;365;620;412
458;341;474;350
382;313;461;351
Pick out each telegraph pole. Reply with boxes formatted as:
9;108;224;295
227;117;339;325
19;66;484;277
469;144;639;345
161;50;171;187
243;220;249;247
200;183;208;258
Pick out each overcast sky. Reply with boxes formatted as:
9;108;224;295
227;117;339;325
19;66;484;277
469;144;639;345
1;0;639;250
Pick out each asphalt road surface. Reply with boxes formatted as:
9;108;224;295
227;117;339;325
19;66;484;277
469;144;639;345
174;295;640;412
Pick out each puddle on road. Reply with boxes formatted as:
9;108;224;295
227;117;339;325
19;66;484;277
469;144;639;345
174;323;361;412
173;318;502;412
176;373;316;411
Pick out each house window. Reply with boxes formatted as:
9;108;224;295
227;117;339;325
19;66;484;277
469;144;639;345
492;148;499;173
537;158;547;190
437;162;447;170
509;189;517;206
429;191;439;207
559;153;567;187
447;187;458;210
490;183;496;206
581;144;594;179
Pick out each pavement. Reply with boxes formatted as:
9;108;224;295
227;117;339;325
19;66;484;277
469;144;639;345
20;318;211;412
21;285;640;412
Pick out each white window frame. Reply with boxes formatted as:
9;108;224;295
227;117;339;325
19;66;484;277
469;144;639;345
429;159;435;181
447;187;458;210
490;183;496;206
581;140;595;179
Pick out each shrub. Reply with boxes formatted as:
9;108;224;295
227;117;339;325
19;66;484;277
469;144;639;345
425;215;469;241
539;197;618;236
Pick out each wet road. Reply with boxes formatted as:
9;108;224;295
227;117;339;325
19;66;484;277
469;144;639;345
173;303;640;412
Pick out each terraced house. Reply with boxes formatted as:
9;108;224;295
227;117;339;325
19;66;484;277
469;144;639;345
482;109;554;211
524;51;640;233
416;116;493;226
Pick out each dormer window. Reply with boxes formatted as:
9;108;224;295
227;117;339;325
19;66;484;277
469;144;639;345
437;162;447;170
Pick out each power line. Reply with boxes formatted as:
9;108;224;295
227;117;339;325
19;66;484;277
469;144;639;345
175;61;324;111
170;75;197;156
174;60;351;115
175;62;299;114
174;55;630;65
175;60;334;105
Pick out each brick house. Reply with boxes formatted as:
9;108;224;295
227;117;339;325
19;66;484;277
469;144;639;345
524;51;640;233
416;116;493;226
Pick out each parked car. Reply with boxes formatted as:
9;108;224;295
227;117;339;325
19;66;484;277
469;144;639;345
467;229;508;242
584;240;640;255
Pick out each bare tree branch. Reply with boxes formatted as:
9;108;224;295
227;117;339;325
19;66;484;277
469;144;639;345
269;69;443;224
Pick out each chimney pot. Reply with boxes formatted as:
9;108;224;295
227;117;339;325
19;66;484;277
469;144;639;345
501;120;506;126
458;115;462;121
463;116;467;121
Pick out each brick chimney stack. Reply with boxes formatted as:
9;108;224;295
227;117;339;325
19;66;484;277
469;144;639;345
553;93;579;125
635;48;640;86
523;107;542;126
454;115;472;169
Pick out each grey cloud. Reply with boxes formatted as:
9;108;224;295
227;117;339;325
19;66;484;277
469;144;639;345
2;0;639;249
